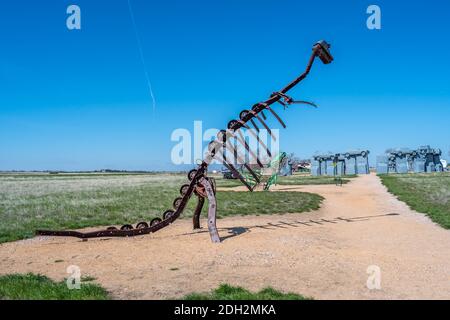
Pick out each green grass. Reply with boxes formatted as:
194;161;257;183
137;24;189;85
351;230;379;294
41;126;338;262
215;173;357;188
0;274;110;300
216;191;322;218
0;173;323;243
277;174;356;186
380;172;450;229
183;284;310;300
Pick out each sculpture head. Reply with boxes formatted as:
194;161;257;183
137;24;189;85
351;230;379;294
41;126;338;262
314;40;334;64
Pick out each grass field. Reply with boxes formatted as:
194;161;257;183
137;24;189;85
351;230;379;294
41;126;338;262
183;284;309;300
0;274;110;300
380;172;450;229
216;173;356;188
0;173;324;243
277;174;356;185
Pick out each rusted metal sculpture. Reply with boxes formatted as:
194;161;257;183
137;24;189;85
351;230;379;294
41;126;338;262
37;41;333;243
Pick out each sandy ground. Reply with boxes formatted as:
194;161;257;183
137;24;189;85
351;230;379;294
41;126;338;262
0;173;449;300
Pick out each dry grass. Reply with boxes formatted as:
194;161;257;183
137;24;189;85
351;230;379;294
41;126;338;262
0;173;323;243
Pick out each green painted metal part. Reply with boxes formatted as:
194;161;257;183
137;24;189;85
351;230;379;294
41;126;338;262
240;152;288;191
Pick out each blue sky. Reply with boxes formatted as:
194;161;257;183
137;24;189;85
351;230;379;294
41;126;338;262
1;0;449;171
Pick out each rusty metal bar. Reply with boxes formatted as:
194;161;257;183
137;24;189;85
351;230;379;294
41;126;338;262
208;141;254;191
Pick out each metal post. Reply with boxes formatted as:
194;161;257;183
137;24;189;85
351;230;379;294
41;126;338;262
200;177;221;243
193;196;205;230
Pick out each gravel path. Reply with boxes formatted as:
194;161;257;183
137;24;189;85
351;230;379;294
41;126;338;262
0;173;449;300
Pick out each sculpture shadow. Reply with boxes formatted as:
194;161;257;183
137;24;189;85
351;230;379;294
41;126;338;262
181;213;400;242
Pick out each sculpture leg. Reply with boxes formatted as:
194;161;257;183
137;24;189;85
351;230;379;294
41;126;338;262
200;177;221;243
193;196;205;230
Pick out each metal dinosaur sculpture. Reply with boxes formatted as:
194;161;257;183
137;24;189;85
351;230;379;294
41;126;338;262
37;40;333;243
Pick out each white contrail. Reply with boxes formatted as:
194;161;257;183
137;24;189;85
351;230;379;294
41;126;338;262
127;0;156;116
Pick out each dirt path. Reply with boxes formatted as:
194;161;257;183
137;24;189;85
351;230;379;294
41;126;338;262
1;174;449;300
